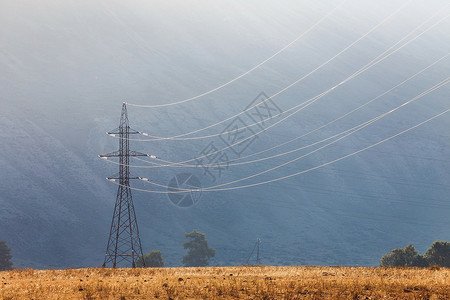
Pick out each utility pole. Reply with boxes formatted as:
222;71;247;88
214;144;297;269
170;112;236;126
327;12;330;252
100;102;153;268
256;238;261;265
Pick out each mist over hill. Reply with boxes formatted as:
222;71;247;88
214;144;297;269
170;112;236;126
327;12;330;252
0;0;449;268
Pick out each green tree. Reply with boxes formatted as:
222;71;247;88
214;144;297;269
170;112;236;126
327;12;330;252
380;248;407;267
0;240;13;270
412;254;429;267
380;244;428;267
182;230;215;267
136;250;164;267
424;241;450;267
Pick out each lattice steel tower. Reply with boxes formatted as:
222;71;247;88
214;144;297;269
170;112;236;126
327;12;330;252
100;102;150;268
245;238;261;265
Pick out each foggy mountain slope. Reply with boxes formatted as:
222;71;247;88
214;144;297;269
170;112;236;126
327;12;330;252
0;0;449;268
0;110;113;267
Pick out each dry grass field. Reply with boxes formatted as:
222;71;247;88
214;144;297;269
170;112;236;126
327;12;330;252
0;266;448;299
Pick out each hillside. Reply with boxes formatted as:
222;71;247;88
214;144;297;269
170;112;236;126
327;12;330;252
0;0;449;268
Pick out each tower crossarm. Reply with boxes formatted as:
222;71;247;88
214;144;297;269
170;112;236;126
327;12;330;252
99;151;155;158
107;127;141;135
106;177;140;180
99;150;121;158
129;151;151;157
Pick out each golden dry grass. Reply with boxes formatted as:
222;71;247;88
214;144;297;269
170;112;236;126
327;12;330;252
0;266;448;299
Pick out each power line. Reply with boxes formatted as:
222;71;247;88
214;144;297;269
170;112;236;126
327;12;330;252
110;77;450;193
105;77;449;195
105;85;449;193
102;53;449;170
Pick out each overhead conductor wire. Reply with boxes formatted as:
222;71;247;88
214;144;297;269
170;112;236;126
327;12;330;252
106;77;450;193
102;53;446;169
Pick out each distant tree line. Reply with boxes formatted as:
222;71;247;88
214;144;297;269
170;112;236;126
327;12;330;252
2;230;215;270
0;240;13;270
137;230;215;268
380;241;450;267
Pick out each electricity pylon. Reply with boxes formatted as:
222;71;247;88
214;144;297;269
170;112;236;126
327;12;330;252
245;238;261;265
100;102;153;268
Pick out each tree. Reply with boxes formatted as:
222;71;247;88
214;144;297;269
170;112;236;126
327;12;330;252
411;254;429;267
380;248;407;267
182;230;215;267
136;250;164;267
0;240;13;270
380;244;428;267
424;241;450;267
